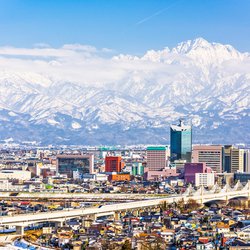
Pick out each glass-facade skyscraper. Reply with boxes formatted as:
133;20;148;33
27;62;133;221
170;119;192;162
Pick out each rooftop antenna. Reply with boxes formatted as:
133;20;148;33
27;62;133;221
179;118;184;126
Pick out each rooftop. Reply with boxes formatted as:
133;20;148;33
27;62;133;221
147;146;167;151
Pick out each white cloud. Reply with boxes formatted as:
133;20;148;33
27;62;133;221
61;44;97;53
0;46;74;58
33;43;51;48
0;39;248;89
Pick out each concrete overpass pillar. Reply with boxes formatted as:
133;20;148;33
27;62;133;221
131;209;139;217
80;216;85;226
200;186;204;204
121;211;126;217
134;209;140;217
225;195;229;204
114;212;121;221
16;226;24;236
244;200;248;208
55;221;64;229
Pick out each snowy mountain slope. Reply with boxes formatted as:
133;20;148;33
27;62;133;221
0;38;249;145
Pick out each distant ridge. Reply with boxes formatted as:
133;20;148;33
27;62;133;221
0;38;249;145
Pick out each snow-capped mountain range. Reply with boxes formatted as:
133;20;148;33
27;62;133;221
0;38;249;145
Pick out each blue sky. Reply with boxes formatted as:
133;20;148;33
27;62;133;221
0;0;249;54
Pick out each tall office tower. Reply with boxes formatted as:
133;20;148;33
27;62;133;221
192;145;223;173
244;150;250;173
105;156;123;172
56;154;94;178
230;148;244;173
146;146;168;171
170;119;192;162
223;145;234;172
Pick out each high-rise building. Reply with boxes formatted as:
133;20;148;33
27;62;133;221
56;154;94;178
170;119;192;162
223;146;246;173
230;148;244;173
244;149;250;173
223;145;234;172
146;146;168;171
105;156;123;172
192;145;223;173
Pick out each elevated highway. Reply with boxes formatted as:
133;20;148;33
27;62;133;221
0;192;165;201
1;180;250;235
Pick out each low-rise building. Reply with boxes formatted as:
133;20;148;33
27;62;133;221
144;168;177;181
195;172;215;187
0;169;31;180
107;172;131;182
184;163;211;184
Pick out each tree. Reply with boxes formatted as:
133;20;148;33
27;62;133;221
121;240;132;250
160;201;168;211
202;215;209;223
120;186;128;193
139;236;166;250
228;199;240;208
153;236;166;250
185;198;200;211
176;199;185;212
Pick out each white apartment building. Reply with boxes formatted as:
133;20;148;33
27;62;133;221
195;172;215;187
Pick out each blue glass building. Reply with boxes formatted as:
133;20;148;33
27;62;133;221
170;119;192;162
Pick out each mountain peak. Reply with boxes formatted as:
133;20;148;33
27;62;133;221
192;37;211;47
171;37;243;64
172;37;211;54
